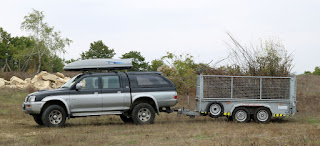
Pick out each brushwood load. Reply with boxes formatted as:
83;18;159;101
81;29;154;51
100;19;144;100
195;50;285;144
176;75;297;123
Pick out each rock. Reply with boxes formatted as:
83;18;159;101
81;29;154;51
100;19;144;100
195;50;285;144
38;71;48;77
5;85;17;88
56;72;65;78
16;84;26;89
31;75;40;84
33;80;51;90
56;78;66;88
10;76;26;85
0;78;6;88
63;77;71;83
25;78;31;83
42;74;58;82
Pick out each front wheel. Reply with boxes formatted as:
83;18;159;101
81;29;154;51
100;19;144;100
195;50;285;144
131;103;155;125
33;114;44;125
232;107;250;123
41;105;66;127
254;107;271;123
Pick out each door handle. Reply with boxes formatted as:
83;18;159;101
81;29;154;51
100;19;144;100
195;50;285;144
94;92;99;94
117;91;121;94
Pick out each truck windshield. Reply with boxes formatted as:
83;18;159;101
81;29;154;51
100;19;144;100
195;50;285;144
60;74;83;88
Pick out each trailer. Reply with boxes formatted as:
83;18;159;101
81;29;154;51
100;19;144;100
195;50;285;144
177;75;297;123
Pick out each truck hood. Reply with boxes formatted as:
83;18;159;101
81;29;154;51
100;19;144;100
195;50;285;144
29;88;70;101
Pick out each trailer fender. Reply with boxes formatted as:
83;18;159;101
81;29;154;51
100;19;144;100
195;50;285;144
230;104;272;115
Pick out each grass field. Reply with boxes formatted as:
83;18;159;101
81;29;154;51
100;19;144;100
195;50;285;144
0;75;320;145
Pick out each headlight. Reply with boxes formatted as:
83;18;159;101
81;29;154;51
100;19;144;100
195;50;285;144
28;96;36;102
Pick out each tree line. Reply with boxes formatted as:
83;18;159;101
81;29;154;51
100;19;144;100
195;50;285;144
1;9;300;94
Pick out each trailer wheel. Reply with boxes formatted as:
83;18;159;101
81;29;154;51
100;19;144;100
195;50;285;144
208;102;224;118
131;103;155;125
254;107;271;123
232;107;250;123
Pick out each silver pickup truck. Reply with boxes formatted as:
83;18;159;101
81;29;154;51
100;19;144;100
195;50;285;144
22;72;178;127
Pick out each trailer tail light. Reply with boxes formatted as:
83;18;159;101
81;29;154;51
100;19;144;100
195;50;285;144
174;95;177;99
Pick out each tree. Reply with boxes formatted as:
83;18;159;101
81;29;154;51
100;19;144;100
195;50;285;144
148;59;164;71
0;28;12;69
313;66;320;75
160;52;198;95
304;71;312;75
21;9;71;73
226;32;293;76
81;40;115;59
121;51;148;71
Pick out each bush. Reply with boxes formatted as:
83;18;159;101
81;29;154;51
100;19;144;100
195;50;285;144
226;33;293;76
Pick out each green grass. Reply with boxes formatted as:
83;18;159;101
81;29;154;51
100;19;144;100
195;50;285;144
306;118;320;125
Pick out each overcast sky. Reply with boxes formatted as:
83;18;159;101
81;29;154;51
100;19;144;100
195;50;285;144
1;0;319;74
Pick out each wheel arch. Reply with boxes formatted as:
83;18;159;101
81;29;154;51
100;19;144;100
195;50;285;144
40;97;70;116
132;95;159;114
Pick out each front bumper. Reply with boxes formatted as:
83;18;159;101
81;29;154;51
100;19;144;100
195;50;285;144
22;102;45;114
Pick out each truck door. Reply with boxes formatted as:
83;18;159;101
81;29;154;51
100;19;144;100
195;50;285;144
69;76;102;113
101;74;130;111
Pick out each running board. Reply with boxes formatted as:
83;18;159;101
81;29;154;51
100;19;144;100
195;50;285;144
72;111;123;117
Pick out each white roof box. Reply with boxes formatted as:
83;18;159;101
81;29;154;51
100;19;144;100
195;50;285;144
63;58;133;71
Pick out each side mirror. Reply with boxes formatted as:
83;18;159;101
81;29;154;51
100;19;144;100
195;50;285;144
76;83;83;90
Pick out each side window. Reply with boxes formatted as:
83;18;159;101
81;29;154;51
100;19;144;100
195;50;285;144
135;75;172;87
79;76;99;89
102;76;120;89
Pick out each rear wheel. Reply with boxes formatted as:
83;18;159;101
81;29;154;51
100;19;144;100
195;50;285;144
254;107;271;123
41;105;66;127
131;103;155;125
120;114;133;123
33;114;44;125
232;107;250;123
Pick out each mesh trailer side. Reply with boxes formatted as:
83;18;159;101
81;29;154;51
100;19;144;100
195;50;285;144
202;76;291;99
203;76;231;98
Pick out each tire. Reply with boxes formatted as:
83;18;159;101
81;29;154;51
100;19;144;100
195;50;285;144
232;107;250;123
131;103;155;125
41;105;67;127
253;107;271;123
208;102;224;118
33;114;44;125
120;114;133;123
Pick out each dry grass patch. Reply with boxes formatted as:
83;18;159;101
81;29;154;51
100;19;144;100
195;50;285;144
0;75;320;145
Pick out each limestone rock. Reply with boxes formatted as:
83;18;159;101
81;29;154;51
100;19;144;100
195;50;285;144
10;76;26;85
56;72;65;78
5;85;17;88
0;78;6;88
63;77;71;83
42;74;58;82
56;78;66;88
25;78;31;83
33;80;51;90
31;75;40;84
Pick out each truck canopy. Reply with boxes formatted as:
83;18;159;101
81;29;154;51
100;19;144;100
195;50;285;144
63;59;133;71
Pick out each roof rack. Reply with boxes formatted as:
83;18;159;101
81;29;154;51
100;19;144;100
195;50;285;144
63;59;133;71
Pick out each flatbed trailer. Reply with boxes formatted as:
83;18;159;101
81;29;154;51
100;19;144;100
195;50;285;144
176;75;297;123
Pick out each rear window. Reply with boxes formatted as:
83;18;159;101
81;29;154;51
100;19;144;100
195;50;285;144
131;74;173;88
